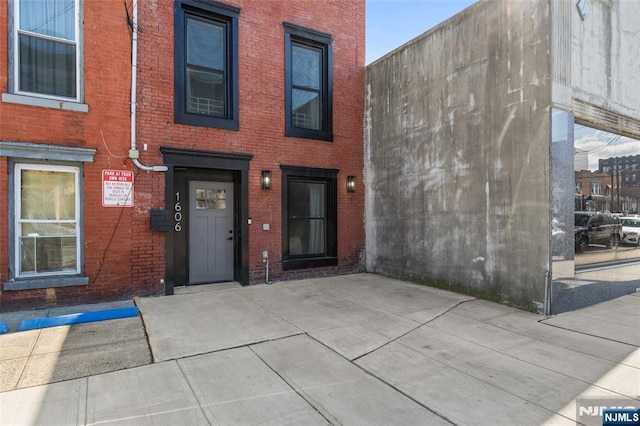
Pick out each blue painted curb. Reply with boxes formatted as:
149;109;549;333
0;322;8;334
17;306;139;332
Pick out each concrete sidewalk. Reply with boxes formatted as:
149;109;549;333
1;273;638;425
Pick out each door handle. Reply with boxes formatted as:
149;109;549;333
226;236;233;241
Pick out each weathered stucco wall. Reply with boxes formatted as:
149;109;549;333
365;0;553;308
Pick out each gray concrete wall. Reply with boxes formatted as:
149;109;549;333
365;0;553;308
552;0;640;131
571;0;640;122
549;0;640;313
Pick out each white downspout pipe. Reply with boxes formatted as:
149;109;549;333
129;0;167;172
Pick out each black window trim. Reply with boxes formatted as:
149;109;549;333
174;0;240;130
283;22;333;142
281;165;338;270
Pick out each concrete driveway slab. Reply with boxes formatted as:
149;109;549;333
0;317;151;392
31;316;146;353
356;341;567;426
396;325;631;416
503;340;639;396
428;311;535;350
1;274;638;426
240;277;472;359
310;323;391;360
251;334;450;425
136;288;302;361
0;378;87;425
179;347;328;425
86;361;208;425
17;337;151;389
310;274;474;315
453;299;639;365
239;279;405;332
542;295;640;346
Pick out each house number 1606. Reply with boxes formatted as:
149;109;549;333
174;192;182;232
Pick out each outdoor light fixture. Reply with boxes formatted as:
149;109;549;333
347;176;356;193
261;171;272;189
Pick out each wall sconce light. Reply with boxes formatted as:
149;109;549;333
347;176;356;193
261;171;272;189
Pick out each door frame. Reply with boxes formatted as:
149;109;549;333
161;147;253;294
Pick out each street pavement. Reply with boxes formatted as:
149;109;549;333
1;273;638;425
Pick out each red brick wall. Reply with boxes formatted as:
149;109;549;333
0;1;163;311
0;0;364;311
136;0;366;284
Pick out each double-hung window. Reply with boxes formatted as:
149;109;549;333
14;0;80;100
281;166;338;270
2;142;94;291
284;23;333;141
15;163;81;277
174;0;239;130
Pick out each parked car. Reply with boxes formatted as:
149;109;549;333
574;211;622;252
619;216;640;246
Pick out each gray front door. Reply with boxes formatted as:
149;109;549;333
189;181;234;283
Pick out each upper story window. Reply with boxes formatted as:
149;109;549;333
15;0;80;100
284;23;333;142
174;0;239;130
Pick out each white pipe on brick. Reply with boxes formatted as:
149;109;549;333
129;0;167;172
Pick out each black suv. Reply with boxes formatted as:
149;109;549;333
574;211;622;252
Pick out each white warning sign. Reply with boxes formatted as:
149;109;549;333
102;169;134;207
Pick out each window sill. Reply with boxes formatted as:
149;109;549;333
282;257;338;271
285;127;333;142
2;93;89;113
3;276;89;291
175;112;239;131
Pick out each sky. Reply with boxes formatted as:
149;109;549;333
574;125;639;171
366;0;478;64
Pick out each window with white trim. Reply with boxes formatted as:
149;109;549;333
14;0;80;100
15;164;81;277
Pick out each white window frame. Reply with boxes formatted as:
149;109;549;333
13;0;81;102
14;163;81;278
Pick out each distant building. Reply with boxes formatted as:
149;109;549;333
599;155;640;188
574;170;611;211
